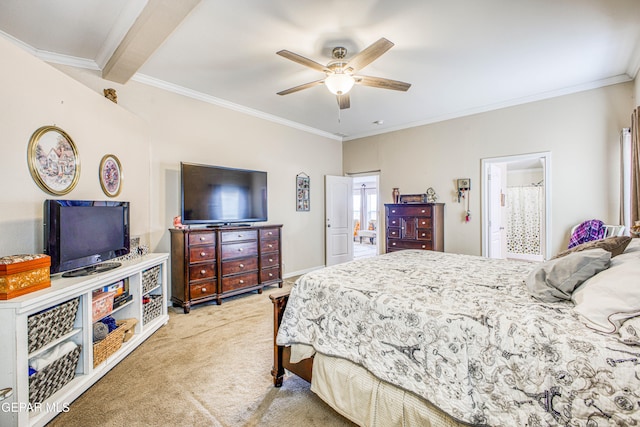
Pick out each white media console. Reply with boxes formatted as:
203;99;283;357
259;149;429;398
0;253;169;427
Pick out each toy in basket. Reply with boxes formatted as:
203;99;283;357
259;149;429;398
93;318;137;368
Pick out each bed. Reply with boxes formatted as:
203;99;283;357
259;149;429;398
271;238;640;426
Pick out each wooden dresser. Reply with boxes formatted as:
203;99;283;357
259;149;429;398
170;225;282;313
385;203;444;252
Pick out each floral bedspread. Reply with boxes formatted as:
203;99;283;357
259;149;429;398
276;250;640;426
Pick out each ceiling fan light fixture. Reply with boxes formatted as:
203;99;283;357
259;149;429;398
324;73;355;95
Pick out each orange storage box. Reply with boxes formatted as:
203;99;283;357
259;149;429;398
0;254;51;300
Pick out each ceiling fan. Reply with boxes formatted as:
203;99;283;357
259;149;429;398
276;37;411;110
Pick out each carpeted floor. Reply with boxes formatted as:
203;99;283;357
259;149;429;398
47;281;356;427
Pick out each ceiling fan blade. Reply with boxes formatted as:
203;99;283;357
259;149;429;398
345;38;394;72
277;79;324;96
277;50;331;73
355;75;411;91
337;93;350;110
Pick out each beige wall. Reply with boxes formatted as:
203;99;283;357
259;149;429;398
0;37;150;255
0;36;342;277
344;82;635;256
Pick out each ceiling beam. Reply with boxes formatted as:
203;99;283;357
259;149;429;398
102;0;201;84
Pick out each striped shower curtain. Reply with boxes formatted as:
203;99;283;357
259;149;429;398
507;186;543;256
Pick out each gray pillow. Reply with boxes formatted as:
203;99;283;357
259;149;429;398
525;249;611;302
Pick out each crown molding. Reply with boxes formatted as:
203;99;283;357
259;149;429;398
343;74;633;141
132;73;342;141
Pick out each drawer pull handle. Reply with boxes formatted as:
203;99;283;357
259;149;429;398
268;231;273;235
422;222;426;225
422;245;426;249
199;236;206;241
391;210;396;213
238;248;243;252
422;233;426;237
392;242;396;246
239;263;244;268
200;269;206;275
268;244;273;248
200;252;206;257
239;279;244;284
269;273;273;277
268;258;273;262
238;234;242;238
202;287;207;292
421;210;425;213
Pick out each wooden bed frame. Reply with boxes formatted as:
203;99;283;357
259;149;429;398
270;289;313;386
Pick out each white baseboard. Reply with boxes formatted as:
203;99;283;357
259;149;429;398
284;265;325;279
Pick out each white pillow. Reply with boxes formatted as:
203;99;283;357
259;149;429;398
572;252;640;333
623;237;640;254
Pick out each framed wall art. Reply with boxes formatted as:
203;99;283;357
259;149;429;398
296;172;310;211
99;154;122;197
27;125;80;195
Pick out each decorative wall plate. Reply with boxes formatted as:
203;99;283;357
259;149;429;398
99;154;122;197
27;126;80;195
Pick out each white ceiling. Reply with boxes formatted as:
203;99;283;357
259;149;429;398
1;0;639;141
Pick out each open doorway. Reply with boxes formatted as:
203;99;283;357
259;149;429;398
481;152;551;261
352;175;379;259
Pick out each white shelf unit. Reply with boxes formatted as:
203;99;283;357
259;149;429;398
0;253;169;427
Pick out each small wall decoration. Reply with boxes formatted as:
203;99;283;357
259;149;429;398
28;125;80;195
99;154;122;197
296;172;310;211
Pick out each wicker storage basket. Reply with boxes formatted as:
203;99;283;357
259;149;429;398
142;265;161;295
143;295;163;325
29;344;81;405
27;297;80;354
92;318;136;368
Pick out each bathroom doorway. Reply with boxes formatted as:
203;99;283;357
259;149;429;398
481;152;551;261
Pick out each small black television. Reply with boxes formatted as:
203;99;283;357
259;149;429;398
180;162;268;225
44;200;130;276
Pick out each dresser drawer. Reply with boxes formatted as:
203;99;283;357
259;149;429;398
387;217;401;227
417;218;432;228
189;245;216;263
387;240;433;251
416;229;432;241
260;228;279;240
260;238;279;253
387;205;432;217
221;242;258;259
222;257;258;276
387;227;401;239
261;253;279;268
221;272;259;293
189;263;216;281
188;232;216;246
190;281;217;299
260;267;280;283
221;229;258;243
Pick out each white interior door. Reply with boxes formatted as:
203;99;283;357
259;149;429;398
488;163;507;258
325;175;353;266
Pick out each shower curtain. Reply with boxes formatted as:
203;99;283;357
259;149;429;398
507;186;543;256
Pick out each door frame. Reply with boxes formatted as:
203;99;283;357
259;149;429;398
481;151;552;260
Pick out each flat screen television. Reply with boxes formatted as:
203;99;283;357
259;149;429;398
44;200;130;276
180;162;268;225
